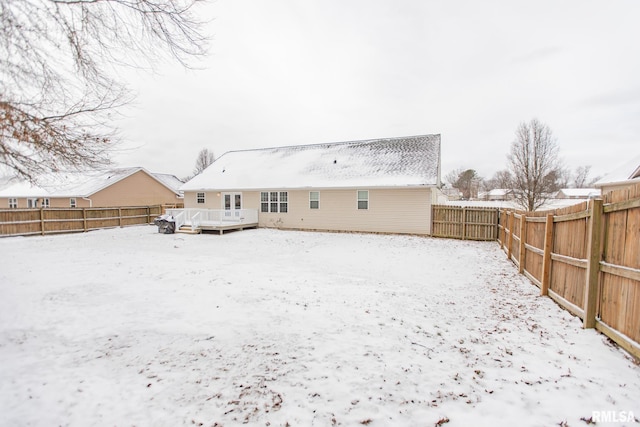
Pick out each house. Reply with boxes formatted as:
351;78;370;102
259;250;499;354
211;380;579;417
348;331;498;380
180;134;442;235
479;188;512;201
555;188;599;199
0;167;184;209
594;154;640;193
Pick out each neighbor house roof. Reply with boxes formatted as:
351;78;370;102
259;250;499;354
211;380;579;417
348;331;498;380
0;167;183;198
594;154;640;188
181;134;441;191
556;188;599;198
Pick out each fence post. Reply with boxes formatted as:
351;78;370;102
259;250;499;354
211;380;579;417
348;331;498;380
518;214;527;274
462;207;467;240
507;211;514;260
40;208;45;235
83;208;87;232
118;208;122;228
540;213;554;296
498;210;504;248
583;198;603;329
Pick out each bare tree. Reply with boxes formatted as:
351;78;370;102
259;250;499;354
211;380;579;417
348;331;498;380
483;169;512;192
507;119;564;211
193;148;215;176
1;0;208;183
570;165;601;188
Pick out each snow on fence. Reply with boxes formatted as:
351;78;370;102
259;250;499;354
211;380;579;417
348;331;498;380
0;205;164;237
431;205;499;240
498;182;640;360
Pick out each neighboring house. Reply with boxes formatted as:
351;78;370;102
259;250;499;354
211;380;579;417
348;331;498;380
0;167;184;209
554;188;599;199
594;155;640;193
180;134;442;235
479;188;512;201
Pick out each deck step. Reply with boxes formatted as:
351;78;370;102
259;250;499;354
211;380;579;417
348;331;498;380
176;225;202;234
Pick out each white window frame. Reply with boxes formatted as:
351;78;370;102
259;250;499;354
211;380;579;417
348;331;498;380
260;191;288;213
357;190;369;210
42;198;50;208
70;198;77;208
9;198;17;209
196;192;205;204
309;191;320;209
27;198;38;208
279;191;288;213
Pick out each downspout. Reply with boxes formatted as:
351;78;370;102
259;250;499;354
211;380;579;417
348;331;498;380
82;197;93;208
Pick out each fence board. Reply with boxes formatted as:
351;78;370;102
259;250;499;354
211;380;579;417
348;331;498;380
431;205;498;240
599;183;640;345
498;182;640;360
0;206;163;237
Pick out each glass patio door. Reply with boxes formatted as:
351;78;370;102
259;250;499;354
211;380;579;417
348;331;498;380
223;193;242;218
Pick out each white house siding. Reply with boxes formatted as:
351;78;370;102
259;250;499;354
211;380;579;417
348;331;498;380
185;188;433;235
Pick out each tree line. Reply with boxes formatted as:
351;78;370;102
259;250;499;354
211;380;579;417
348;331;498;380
445;119;601;211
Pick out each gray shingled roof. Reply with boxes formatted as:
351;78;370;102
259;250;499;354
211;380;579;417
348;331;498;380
182;134;441;191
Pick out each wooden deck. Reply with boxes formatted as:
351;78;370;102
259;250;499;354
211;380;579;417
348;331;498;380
181;220;258;235
168;208;259;235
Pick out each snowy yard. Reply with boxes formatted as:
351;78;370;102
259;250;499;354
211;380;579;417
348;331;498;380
1;226;639;427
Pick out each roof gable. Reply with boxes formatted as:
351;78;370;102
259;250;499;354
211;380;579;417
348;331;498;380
182;134;441;191
0;168;183;198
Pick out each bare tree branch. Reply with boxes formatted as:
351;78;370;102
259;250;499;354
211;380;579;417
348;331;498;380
0;0;208;183
192;147;215;177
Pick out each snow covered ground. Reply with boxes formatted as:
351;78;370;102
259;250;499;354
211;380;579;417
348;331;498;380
0;226;638;427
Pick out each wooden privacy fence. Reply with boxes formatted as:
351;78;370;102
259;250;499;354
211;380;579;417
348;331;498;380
498;182;640;359
0;205;164;237
431;205;499;240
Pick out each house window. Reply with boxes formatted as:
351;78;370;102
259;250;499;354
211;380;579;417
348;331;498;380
70;198;77;208
42;198;50;208
27;198;38;208
9;198;17;209
309;191;319;209
197;192;205;204
279;191;288;213
261;191;288;213
357;190;369;210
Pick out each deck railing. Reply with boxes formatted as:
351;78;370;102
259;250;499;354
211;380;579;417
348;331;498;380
166;208;259;228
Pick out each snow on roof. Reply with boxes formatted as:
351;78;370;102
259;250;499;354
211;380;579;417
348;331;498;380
0;180;48;198
0;168;182;198
488;189;509;196
151;173;184;194
181;134;441;191
557;188;599;197
594;154;640;187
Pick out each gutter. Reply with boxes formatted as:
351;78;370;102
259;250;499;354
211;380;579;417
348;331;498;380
82;197;93;208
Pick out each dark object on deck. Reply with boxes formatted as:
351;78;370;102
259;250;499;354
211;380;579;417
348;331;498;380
154;214;176;234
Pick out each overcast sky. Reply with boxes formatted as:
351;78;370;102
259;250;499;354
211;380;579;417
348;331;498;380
114;0;640;182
